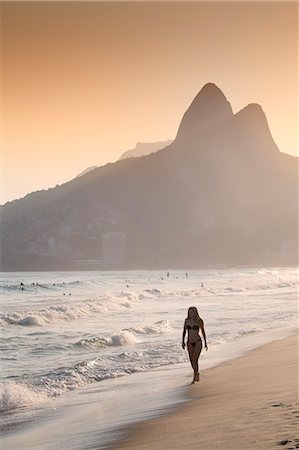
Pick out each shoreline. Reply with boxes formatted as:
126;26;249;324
108;332;298;450
1;330;297;450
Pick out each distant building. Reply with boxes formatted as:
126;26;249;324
102;232;127;263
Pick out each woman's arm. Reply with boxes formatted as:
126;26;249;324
201;320;208;350
182;320;187;349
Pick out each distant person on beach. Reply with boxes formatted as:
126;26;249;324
182;306;208;384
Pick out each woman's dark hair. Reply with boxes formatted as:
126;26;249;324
187;306;201;322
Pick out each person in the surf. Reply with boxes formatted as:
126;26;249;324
182;306;208;384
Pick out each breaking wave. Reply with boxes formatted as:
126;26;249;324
0;293;139;327
2;278;297;328
0;341;184;412
127;320;173;334
0;381;47;412
74;330;137;348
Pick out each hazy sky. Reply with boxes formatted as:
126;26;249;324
1;1;298;204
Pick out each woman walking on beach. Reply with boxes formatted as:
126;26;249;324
182;306;208;383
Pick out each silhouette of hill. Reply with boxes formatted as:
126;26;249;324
119;140;173;160
76;166;98;178
1;83;297;270
76;141;173;180
175;83;233;143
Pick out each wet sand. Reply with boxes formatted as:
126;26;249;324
108;333;298;450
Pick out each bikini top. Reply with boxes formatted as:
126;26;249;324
186;324;199;331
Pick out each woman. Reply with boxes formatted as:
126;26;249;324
182;306;208;383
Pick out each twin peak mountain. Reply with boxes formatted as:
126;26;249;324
121;83;278;160
1;83;297;270
176;83;276;152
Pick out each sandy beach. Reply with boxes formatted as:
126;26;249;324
109;333;298;450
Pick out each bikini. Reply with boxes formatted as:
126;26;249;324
186;324;202;347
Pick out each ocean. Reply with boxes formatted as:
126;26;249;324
0;268;298;449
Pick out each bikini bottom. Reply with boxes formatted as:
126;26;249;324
189;337;202;348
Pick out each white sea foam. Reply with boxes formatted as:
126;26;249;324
2;277;297;328
75;330;137;348
0;346;184;410
210;328;259;345
110;330;137;346
0;381;47;412
0;287;203;327
0;295;138;326
128;320;173;334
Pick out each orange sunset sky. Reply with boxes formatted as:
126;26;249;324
1;1;298;204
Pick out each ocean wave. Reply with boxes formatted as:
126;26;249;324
210;328;259;345
2;279;297;328
0;305;90;326
0;286;198;327
0;338;186;411
143;288;163;297
34;362;143;400
0;285;256;327
0;381;47;412
141;288;202;298
257;270;279;275
127;320;173;335
75;330;137;349
0;295;138;327
1;344;184;412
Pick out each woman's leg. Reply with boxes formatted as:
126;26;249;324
187;342;195;372
192;339;203;382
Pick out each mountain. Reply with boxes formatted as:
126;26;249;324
75;141;173;181
1;83;297;270
175;83;233;143
76;166;98;178
119;140;173;160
